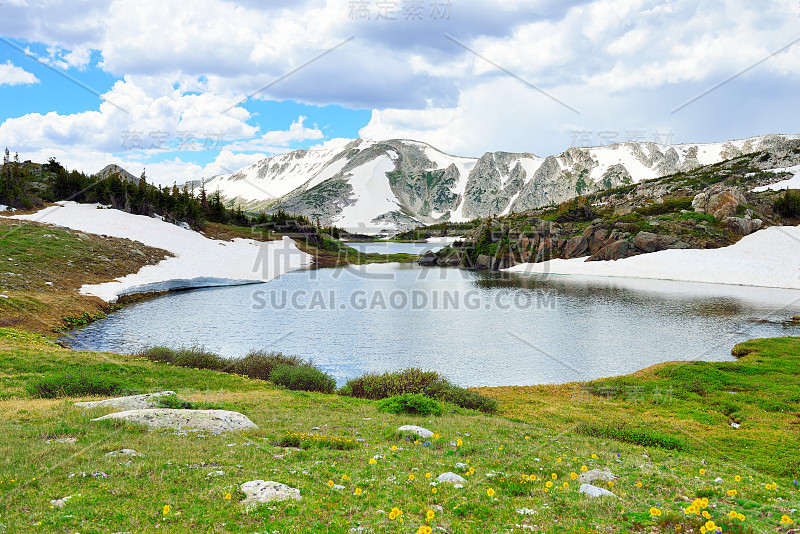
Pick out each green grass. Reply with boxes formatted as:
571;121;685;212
0;329;799;533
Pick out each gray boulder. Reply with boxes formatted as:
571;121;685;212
692;187;746;219
579;483;618;498
437;472;467;484
74;391;176;411
241;480;301;507
563;235;588;258
577;469;618;485
91;409;258;433
397;425;434;438
417;251;438;266
724;216;763;236
589;239;630;261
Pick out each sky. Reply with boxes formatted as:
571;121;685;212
0;0;799;186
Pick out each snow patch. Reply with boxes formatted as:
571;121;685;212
505;226;800;290
9;202;312;301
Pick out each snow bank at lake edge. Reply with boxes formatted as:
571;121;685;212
9;202;313;302
504;225;800;290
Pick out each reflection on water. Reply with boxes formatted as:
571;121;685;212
61;265;800;387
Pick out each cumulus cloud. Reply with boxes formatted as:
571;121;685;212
0;61;39;85
224;116;324;152
3;0;800;176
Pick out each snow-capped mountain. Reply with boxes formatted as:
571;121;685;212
200;134;798;233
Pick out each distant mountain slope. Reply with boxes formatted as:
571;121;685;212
201;135;799;233
94;164;139;184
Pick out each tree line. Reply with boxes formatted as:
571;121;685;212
0;150;314;230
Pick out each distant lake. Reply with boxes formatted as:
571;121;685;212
344;240;451;255
62;258;800;387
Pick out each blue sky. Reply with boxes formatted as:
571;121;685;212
0;0;799;185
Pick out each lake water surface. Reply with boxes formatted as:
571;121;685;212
63;249;800;387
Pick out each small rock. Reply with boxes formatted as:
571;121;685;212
436;472;467;484
730;422;740;429
577;469;618;485
241;480;301;507
397;425;434;438
105;449;141;457
579;483;618;498
714;477;724;483
206;470;225;477
48;437;78;444
453;483;464;489
333;484;345;490
50;496;72;508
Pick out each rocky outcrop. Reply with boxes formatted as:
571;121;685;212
692;186;747;219
91;409;258;432
74;391;176;411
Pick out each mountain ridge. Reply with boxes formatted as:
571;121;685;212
198;134;800;233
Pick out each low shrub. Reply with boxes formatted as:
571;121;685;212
575;421;686;451
27;371;124;399
636;196;693;216
138;346;226;371
774;189;800;218
377;393;443;416
269;364;336;393
340;368;498;414
679;211;717;225
340;368;442;399
228;351;305;381
138;347;316;384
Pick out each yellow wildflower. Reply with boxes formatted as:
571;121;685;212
327;480;334;487
162;504;171;515
354;488;362;495
223;493;231;500
649;507;662;517
426;509;435;521
486;488;495;497
369;458;377;465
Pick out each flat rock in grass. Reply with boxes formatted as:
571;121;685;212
577;469;618;485
74;391;176;411
50;496;72;508
397;425;434;438
241;480;301;507
105;448;142;457
91;409;258;433
437;472;467;484
579;483;618;498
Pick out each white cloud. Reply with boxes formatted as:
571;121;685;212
224;116;323;152
0;61;39;86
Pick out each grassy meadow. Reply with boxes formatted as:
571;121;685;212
0;328;798;533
